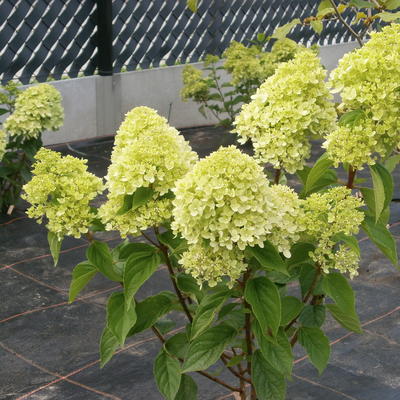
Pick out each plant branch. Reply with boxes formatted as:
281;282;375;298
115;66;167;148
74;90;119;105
346;165;357;189
274;168;281;185
150;325;241;393
328;0;363;47
140;230;159;247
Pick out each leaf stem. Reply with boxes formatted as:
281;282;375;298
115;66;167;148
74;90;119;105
346;165;357;189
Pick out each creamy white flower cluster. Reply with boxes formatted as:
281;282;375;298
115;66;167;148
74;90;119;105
324;24;400;169
99;107;198;237
233;50;336;173
4;84;63;139
172;146;303;286
22;148;103;238
300;187;364;278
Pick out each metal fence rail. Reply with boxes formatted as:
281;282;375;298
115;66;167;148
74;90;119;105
0;0;359;84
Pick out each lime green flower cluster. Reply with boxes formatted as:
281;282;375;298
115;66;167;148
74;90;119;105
99;107;197;237
0;130;6;159
325;24;400;169
179;244;246;287
172;146;303;286
269;38;313;64
181;66;210;102
4;84;64;139
22;148;103;239
233;50;336;173
300;187;364;278
223;41;275;87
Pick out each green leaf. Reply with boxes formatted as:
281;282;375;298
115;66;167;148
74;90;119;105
384;154;400;173
311;20;323;34
299;305;326;328
254;323;293;376
190;289;229;339
327;304;362;333
69;262;97;303
286;242;315;268
129;291;177;335
252;350;286;400
298;327;330;374
182;324;237;372
175;374;198;400
339;109;365;127
246;241;288;275
99;325;119;367
157;230;187;255
107;292;137;345
47;232;62;267
123;252;161;310
176;273;203;302
385;0;400;10
117;187;154;215
280;296;304;326
272;19;301;39
369;163;393;222
362;215;398;267
154;348;181;400
299;265;324;298
245;276;281;338
118;242;156;260
332;232;360;257
87;241;121;282
187;0;198;13
304;153;333;195
322;272;356;312
165;332;189;359
318;0;333;13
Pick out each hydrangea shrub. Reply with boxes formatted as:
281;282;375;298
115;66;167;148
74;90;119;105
23;24;400;400
0;83;64;213
181;37;311;127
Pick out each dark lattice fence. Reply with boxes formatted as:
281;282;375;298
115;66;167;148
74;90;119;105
0;0;360;84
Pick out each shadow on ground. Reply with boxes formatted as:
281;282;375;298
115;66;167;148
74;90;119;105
1;126;400;400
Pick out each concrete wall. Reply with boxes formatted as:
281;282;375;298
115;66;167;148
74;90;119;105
41;41;359;146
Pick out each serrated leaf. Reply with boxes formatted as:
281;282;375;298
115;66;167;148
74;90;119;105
165;332;189;359
175;374;198;400
182;324;236;372
298;327;330;374
87;241;121;282
304;153;334;195
117;187;154;215
118;242;156;260
99;325;119;367
287;242;315;268
339;109;365;127
107;292;136;345
176;273;203;302
385;0;400;10
349;0;374;7
318;0;332;13
123;252;161;310
245;277;281;338
327;303;362;333
362;215;398;267
154;348;181;400
129;291;177;335
280;296;304;326
384;154;400;173
369;163;393;222
252;350;286;400
246;241;288;275
311;20;323;34
254;323;293;376
322;272;356;312
190;289;229;339
299;305;326;327
69;262;97;303
187;0;198;13
272;19;301;39
47;232;62;267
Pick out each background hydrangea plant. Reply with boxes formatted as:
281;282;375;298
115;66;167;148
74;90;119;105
0;83;64;214
181;36;313;127
23;23;400;400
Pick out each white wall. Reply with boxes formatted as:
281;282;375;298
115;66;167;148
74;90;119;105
41;41;359;146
